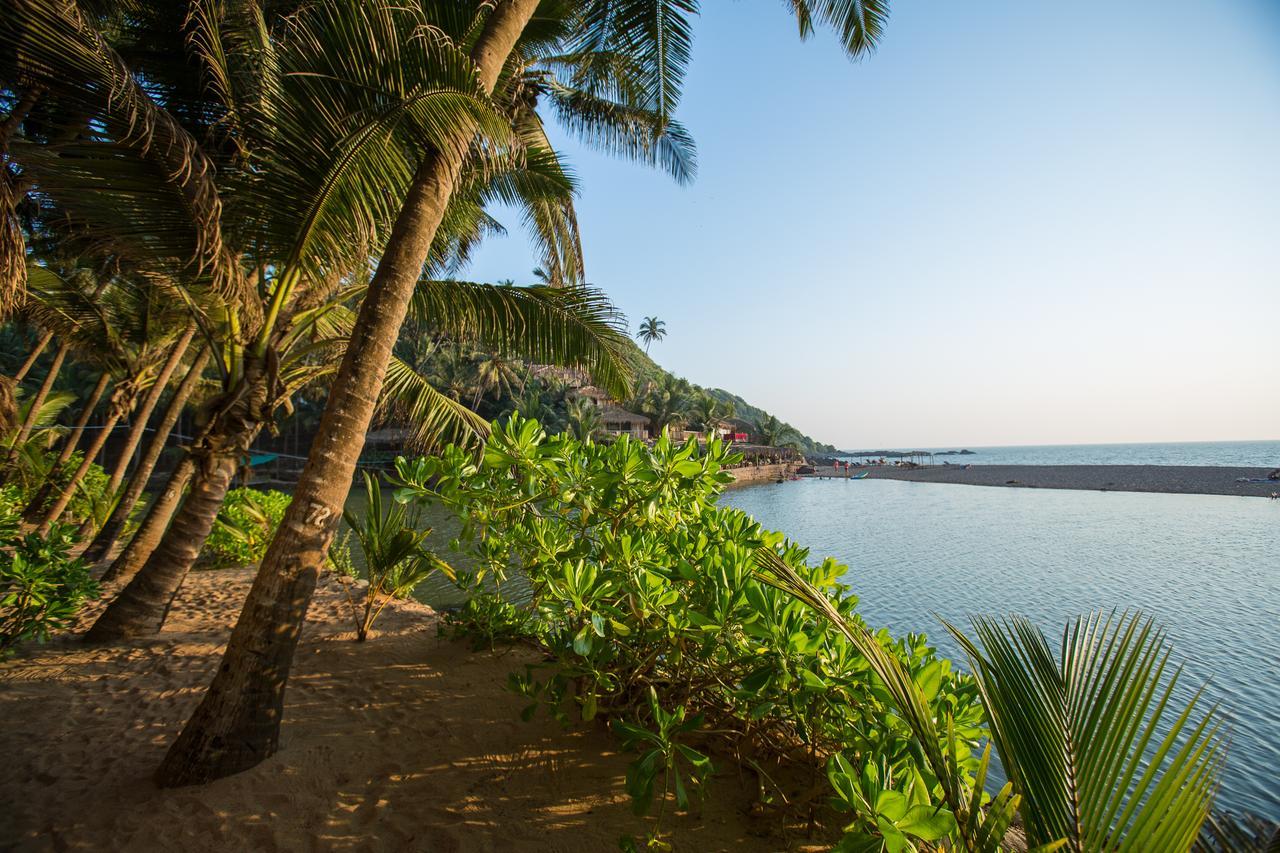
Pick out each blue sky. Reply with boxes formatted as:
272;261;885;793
465;0;1280;449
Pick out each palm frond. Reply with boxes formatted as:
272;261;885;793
546;81;695;184
786;0;889;59
945;611;1223;852
409;280;633;400
3;0;233;295
379;355;491;453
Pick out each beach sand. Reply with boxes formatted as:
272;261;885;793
813;464;1280;498
0;569;814;852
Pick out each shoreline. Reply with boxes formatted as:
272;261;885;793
802;464;1280;498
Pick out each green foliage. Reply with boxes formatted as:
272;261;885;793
9;447;114;531
945;611;1223;852
205;488;292;567
449;592;537;650
613;687;713;851
393;416;984;845
0;520;99;655
338;472;451;641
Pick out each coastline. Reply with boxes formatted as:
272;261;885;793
804;464;1280;498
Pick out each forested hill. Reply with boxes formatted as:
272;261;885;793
624;343;837;455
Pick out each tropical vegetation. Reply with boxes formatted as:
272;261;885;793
2;1;1271;851
393;417;1231;851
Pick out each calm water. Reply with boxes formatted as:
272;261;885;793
841;439;1280;467
721;478;1280;821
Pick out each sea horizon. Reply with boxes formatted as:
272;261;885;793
837;438;1280;468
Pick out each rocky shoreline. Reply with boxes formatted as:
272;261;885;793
803;463;1280;498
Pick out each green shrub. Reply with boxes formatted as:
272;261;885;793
9;448;114;530
205;488;292;567
393;417;986;847
0;522;99;655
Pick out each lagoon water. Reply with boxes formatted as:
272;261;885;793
841;439;1280;467
721;478;1280;821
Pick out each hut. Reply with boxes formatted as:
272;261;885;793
597;403;650;439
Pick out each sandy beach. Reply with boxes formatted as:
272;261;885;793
0;569;816;852
810;464;1280;498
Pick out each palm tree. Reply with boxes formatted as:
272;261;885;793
152;0;696;784
565;395;602;441
637;316;667;354
470;352;521;409
753;413;798;448
3;0;893;785
755;550;1224;851
946;611;1222;851
635;374;694;437
689;393;733;436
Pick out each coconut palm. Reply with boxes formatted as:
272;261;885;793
753;413;798;448
56;0;896;785
470;352;521;409
565;395;602;441
637;316;666;354
688;393;733;436
635;374;694;437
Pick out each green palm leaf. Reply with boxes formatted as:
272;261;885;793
945;611;1223;852
408;280;633;400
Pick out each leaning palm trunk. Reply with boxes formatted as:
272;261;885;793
86;356;272;640
76;328;195;539
97;453;195;586
155;0;541;787
55;371;110;464
6;340;68;462
18;371;111;520
84;442;248;641
101;331;193;494
82;346;208;563
10;330;53;383
32;383;135;531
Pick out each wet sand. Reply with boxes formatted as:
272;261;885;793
810;464;1280;498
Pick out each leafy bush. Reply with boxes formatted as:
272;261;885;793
10;447;114;530
1;521;99;655
205;488;292;567
448;592;537;650
393;417;987;847
334;473;451;640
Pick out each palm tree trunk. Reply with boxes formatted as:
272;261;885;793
12;330;54;382
154;0;541;787
33;393;128;532
6;340;68;461
82;347;208;563
97;453;195;586
56;371;110;465
19;371;111;520
101;329;195;498
84;447;242;642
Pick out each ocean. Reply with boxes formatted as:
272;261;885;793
840;439;1279;468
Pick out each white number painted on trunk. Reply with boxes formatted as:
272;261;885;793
306;503;332;528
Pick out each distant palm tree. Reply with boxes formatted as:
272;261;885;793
471;352;521;408
637;316;667;354
566;396;602;442
754;414;799;448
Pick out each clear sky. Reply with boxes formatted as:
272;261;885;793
464;0;1280;449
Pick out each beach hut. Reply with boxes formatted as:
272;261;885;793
598;404;651;439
